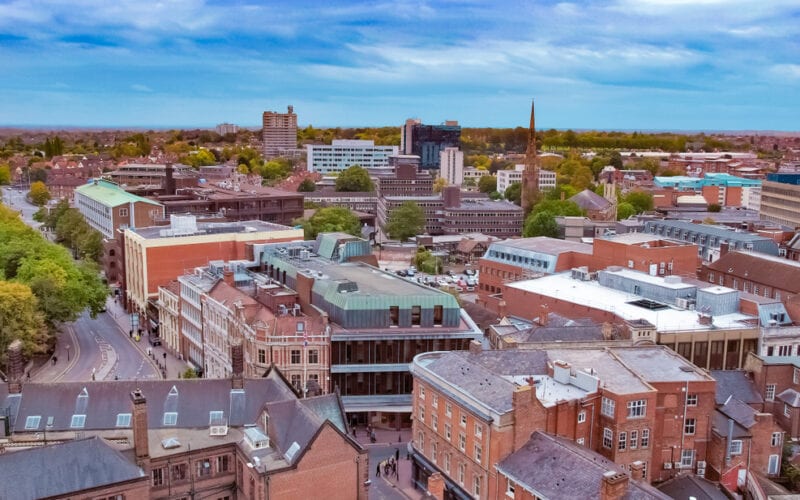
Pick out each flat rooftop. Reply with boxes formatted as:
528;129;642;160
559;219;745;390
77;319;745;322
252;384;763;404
488;237;593;255
133;219;295;239
508;272;754;332
603;267;697;290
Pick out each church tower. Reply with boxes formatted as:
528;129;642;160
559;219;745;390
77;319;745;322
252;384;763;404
521;100;539;216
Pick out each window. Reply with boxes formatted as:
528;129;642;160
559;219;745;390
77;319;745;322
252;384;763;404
171;463;187;481
116;413;132;427
209;410;224;425
474;443;482;462
308;350;319;364
290;374;301;390
618;431;627;451
680;449;695;468
630;430;638;449
291;350;301;364
445;424;452;441
601;397;616;417
389;306;399;326
257;349;266;364
445;402;452;417
473;475;482;497
419;386;425;400
769;454;780;475
795;368;800;384
785;404;791;417
686;394;698;406
684;418;696;435
296;321;305;332
603;428;613;449
433;305;443;326
506;479;516;498
772;432;783;447
459;433;466;452
24;416;41;430
432;394;438;408
119;208;128;217
627;400;646;418
152;467;165;487
411;305;421;326
578;410;586;424
474;422;482;438
730;440;743;455
70;414;86;429
458;463;466;485
443;453;451;473
641;429;650;448
432;414;438;431
163;412;178;426
217;454;230;473
417;431;424;450
196;459;212;477
431;441;438;463
766;384;776;401
419;406;425;423
460;414;467;427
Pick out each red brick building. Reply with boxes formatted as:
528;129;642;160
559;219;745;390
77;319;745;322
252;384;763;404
745;352;800;439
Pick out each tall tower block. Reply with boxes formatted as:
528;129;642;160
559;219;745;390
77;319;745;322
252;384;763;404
521;100;539;216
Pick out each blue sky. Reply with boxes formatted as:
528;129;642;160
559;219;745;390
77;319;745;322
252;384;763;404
0;0;798;130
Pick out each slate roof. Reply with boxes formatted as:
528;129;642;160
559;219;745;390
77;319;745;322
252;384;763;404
0;437;145;500
9;371;297;433
711;370;763;406
719;398;758;428
706;251;800;294
657;473;728;500
503;314;604;343
712;409;750;439
778;388;800;407
496;432;669;500
570;189;612;211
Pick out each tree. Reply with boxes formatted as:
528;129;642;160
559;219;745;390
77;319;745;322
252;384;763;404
335;165;374;192
523;212;559;237
617;202;636;220
532;199;583;217
708;203;721;213
609;151;623;169
0;164;11;185
0;281;48;362
297;178;316;192
623;191;654;213
414;247;443;274
433;177;448;193
504;182;522;205
300;207;361;240
386;201;425;242
478;175;497;194
28;181;50;206
182;149;217;168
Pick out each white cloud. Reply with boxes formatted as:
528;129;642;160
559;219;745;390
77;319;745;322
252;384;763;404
769;64;800;81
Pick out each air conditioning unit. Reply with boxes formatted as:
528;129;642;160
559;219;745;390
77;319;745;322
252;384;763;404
696;467;706;477
697;461;706;468
663;462;673;470
674;462;683;470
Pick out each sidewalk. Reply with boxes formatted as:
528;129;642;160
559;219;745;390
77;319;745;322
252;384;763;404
352;427;423;500
30;323;79;382
105;297;189;380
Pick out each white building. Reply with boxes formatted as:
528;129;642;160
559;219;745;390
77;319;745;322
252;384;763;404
439;147;464;186
215;123;239;135
496;165;556;194
306;140;399;175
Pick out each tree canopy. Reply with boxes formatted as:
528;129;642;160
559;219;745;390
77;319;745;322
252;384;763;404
299;207;361;240
297;178;316;192
504;182;522;206
523;212;559;238
335;165;374;192
28;181;50;206
386;201;425;242
622;191;654;213
478;175;497;194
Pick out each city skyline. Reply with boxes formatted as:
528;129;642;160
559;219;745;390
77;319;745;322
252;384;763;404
1;0;798;131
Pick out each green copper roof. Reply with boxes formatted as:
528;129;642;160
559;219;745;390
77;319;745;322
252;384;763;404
75;180;162;207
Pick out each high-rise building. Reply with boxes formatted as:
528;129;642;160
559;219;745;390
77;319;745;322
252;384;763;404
439;147;464;186
400;118;460;170
521;100;539;216
760;172;800;229
306;140;398;174
262;105;297;159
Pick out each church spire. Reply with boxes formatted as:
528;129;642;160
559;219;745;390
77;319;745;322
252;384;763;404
521;99;539;216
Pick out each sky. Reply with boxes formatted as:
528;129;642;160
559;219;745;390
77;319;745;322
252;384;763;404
0;0;798;131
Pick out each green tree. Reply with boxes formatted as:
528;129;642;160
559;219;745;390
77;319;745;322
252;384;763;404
504;182;522;205
413;247;443;274
335;165;374;192
708;203;721;213
386;201;425;242
255;158;292;182
478;175;497;193
300;207;361;240
182;149;217;168
523;212;559;237
609;151;623;169
617;202;636;220
623;191;654;213
532;199;583;217
297;178;317;192
0;164;11;185
0;281;48;363
433;177;448;193
28;181;50;206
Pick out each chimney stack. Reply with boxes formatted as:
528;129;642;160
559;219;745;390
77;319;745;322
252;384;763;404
600;471;629;500
6;340;24;394
719;241;729;257
630;461;644;481
164;162;176;195
130;389;150;467
468;340;482;355
231;341;244;389
538;305;549;326
427;472;445;500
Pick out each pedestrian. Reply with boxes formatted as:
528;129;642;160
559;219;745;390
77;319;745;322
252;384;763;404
395;448;399;462
376;463;380;477
352;427;356;438
129;330;133;339
398;434;402;443
26;372;30;380
53;356;58;365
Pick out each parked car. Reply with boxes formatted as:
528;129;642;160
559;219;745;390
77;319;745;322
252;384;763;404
396;270;407;277
464;269;476;276
406;268;416;277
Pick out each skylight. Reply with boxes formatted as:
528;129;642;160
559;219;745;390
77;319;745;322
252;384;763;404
116;413;132;427
163;412;178;426
70;414;86;429
24;416;41;430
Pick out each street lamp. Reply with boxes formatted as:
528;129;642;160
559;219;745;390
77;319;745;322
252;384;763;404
66;345;70;362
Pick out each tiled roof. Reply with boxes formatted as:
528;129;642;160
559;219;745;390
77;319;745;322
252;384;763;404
0;437;145;499
657;473;729;500
778;388;800;407
706;251;800;294
496;432;669;500
570;189;612;211
711;370;763;405
719;398;758;428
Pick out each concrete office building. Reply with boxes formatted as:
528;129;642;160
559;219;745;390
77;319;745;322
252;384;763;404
439;147;464;186
262;105;297;159
306;140;398;174
760;172;800;229
498;165;555;195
